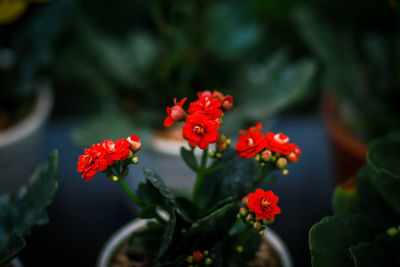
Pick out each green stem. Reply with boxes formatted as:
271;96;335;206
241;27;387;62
251;165;273;189
119;178;146;208
193;148;208;202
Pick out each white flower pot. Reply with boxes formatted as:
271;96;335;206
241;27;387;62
97;218;293;267
0;84;53;194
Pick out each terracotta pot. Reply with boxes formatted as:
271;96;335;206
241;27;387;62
321;93;367;184
0;84;53;194
97;218;293;267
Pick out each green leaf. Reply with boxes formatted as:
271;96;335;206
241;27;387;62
186;203;236;245
139;205;158;219
309;216;354;267
198;148;256;208
143;169;176;260
332;179;357;219
0;150;58;265
175;196;199;222
367;134;400;178
349;242;384;267
180;147;198;172
357;166;400;230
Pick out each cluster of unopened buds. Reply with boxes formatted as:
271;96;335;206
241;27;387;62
237;188;281;236
164;90;233;150
186;250;212;266
236;123;301;174
77;135;142;181
207;134;231;160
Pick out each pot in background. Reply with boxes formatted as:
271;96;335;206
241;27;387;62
0;84;53;194
321;93;367;184
97;218;293;267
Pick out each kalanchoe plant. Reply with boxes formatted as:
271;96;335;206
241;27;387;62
77;90;301;266
309;134;400;267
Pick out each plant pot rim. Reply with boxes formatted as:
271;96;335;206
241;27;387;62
97;218;293;267
0;83;53;147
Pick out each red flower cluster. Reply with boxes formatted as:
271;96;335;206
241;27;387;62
77;135;141;182
247;188;281;220
236;123;301;162
164;90;233;150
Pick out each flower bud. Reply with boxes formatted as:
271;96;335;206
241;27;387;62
132;157;139;164
260;162;265;167
239;207;248;216
259;230;265;235
127;135;142;152
261;150;272;162
253;221;262;229
193;251;204;262
388;227;398;236
226;138;231;146
276;158;288;169
254;154;261;162
205;258;213;265
216;152;222;158
212;90;224;102
246;214;253;220
236;246;244;253
281;169;289;175
208;150;215;158
241;196;249;205
187;256;194;263
203;250;209;256
217;141;227;152
170;105;186;121
237;213;241;219
222;95;233;111
287;152;298;163
109;175;119;182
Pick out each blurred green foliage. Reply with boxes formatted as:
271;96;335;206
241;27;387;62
293;2;400;141
309;134;400;267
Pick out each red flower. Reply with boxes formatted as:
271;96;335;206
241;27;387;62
193;251;204;262
164;97;187;127
247;189;281;220
127;134;142;152
238;122;262;135
182;114;219;149
264;132;299;156
236;124;266;158
102;139;132;161
188;96;222;120
77;143;110;182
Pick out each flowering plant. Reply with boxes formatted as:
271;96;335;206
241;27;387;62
77;90;301;266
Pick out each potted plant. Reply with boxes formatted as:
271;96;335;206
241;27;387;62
0;150;59;266
0;1;68;193
293;4;400;182
309;133;400;266
76;90;302;266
